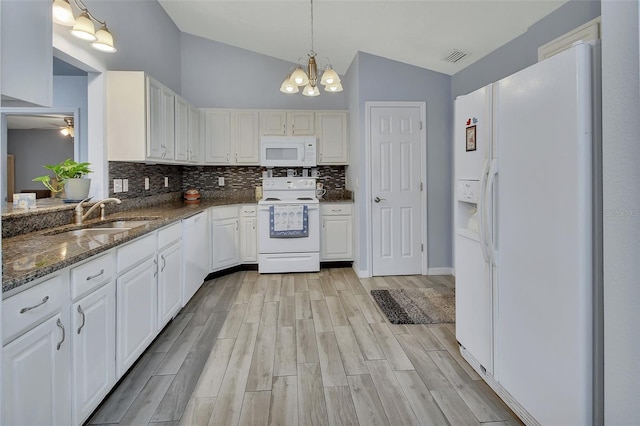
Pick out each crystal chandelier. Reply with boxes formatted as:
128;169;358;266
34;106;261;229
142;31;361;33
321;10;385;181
280;0;342;96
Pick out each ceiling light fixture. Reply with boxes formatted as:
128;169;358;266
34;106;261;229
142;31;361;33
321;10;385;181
51;0;117;53
280;0;342;96
60;118;75;138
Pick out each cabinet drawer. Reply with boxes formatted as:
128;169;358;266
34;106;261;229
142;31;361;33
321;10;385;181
117;233;156;273
240;205;257;217
210;205;238;220
158;222;181;249
3;274;64;344
70;252;116;300
321;203;353;216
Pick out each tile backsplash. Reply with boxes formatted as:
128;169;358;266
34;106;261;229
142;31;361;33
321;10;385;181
109;162;346;199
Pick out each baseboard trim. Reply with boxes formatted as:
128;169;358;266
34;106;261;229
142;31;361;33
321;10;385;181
352;263;371;278
427;267;454;275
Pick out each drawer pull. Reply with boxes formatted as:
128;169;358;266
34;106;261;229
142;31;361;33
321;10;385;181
161;254;166;272
154;259;158;278
331;209;342;212
56;319;65;350
86;269;105;281
77;305;86;335
19;296;50;314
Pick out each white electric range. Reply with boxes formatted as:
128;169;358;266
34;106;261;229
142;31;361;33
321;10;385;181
258;177;320;273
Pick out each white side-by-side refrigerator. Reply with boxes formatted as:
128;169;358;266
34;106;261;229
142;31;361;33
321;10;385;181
454;42;601;425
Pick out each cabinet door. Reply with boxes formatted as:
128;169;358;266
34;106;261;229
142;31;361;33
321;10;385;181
234;111;260;164
321;216;354;260
211;217;240;271
317;112;349;164
1;0;52;106
240;217;257;263
116;258;157;378
260;111;287;136
204;110;232;164
147;78;164;159
71;282;116;426
158;241;183;329
188;104;201;163
288;111;315;135
175;96;190;162
162;88;176;160
2;314;70;426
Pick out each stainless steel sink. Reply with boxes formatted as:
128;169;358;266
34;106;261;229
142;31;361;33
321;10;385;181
90;220;154;229
45;216;159;237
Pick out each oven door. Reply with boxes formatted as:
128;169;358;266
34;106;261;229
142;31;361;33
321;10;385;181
258;203;320;253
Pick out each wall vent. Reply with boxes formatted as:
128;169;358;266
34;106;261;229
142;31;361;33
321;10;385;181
443;49;469;63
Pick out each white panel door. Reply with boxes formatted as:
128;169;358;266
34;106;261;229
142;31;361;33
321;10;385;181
174;96;190;162
211;217;240;271
494;44;593;425
234;111;260;164
72;282;116;425
204;110;231;164
370;106;423;275
146;77;164;159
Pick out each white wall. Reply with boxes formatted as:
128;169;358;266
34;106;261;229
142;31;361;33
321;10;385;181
601;0;640;422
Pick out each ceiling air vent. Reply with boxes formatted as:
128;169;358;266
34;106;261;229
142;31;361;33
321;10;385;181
443;49;469;63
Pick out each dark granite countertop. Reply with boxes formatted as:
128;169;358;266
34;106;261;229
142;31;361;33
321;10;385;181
2;195;353;297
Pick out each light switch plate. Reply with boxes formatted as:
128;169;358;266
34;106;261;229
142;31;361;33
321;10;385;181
122;179;129;192
113;179;123;193
144;177;150;190
218;177;225;186
164;177;169;187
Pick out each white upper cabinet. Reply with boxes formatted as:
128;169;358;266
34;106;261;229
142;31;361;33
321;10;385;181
316;111;349;164
1;0;52;107
260;111;315;136
188;104;201;163
107;71;197;164
175;96;190;162
203;109;260;165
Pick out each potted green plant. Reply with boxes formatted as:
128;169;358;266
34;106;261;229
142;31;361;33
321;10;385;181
33;158;92;200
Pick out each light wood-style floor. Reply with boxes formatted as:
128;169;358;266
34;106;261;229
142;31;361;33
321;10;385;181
89;268;522;426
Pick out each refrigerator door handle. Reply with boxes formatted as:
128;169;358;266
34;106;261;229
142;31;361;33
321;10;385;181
478;159;490;263
485;158;499;265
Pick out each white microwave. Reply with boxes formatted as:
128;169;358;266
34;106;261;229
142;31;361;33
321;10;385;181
260;136;317;168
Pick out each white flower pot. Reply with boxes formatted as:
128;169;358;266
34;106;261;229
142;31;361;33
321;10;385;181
64;178;91;201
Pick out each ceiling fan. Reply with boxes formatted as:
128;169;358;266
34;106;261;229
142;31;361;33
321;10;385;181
51;117;74;138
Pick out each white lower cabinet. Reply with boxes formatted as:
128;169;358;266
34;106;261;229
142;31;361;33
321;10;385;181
71;282;116;425
211;206;240;271
158;240;183;329
240;205;258;263
116;257;158;378
320;203;354;261
2;313;70;426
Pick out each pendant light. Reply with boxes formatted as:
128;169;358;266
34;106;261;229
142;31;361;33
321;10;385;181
280;0;342;96
51;0;117;53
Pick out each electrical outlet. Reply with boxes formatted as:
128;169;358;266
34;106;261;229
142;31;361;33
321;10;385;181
122;179;129;192
164;177;169;187
113;179;123;193
218;177;225;186
144;177;150;190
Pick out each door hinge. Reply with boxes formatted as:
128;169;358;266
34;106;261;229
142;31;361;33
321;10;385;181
421;243;424;252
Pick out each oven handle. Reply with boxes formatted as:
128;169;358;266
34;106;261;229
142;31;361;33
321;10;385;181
258;204;320;211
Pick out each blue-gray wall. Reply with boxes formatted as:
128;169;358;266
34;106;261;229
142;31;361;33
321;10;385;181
53;75;87;162
350;52;453;272
88;0;182;93
452;0;601;97
180;33;347;109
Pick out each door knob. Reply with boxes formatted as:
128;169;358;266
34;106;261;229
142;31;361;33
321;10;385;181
374;196;385;203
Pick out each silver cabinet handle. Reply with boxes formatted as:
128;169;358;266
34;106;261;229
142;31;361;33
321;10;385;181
226;152;229;162
283;124;286;134
292;125;295;135
235;152;238;162
236;220;238;231
86;268;105;281
161;254;166;272
154;259;158;278
56;319;65;350
20;296;49;314
77;305;86;335
374;196;386;203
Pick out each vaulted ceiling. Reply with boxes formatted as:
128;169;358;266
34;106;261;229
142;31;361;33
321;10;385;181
159;0;568;76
